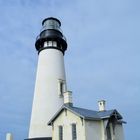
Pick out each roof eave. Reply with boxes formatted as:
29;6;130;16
84;117;101;121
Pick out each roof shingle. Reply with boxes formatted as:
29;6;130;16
48;104;123;125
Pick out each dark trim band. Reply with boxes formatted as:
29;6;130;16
38;46;64;55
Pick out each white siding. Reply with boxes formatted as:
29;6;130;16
52;110;125;140
29;49;66;138
114;124;125;140
85;120;102;140
52;110;86;140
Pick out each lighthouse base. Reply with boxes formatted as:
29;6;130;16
25;137;52;140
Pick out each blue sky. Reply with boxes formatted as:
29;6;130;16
0;0;140;140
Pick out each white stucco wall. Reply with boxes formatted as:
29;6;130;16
52;110;86;140
51;108;125;140
103;120;125;140
85;120;102;140
114;123;125;140
29;49;67;138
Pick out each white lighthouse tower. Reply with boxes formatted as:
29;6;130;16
28;17;67;139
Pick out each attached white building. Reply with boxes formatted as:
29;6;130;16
48;101;125;140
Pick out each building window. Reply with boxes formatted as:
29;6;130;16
59;125;63;140
72;123;77;140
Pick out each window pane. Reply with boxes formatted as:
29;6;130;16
59;126;63;140
58;80;65;96
72;124;77;140
53;41;57;47
60;82;63;94
48;41;52;46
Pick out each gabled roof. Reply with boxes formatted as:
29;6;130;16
48;104;123;125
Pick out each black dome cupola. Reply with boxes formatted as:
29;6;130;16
35;17;67;54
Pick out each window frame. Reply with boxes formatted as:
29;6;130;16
58;125;63;140
58;79;66;97
72;123;77;140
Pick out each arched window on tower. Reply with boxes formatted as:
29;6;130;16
58;79;66;97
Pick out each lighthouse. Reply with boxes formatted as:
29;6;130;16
28;17;67;139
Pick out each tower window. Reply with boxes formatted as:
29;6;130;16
52;41;57;47
48;41;53;46
44;41;57;47
59;125;63;140
72;123;77;140
60;82;63;94
58;80;66;96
